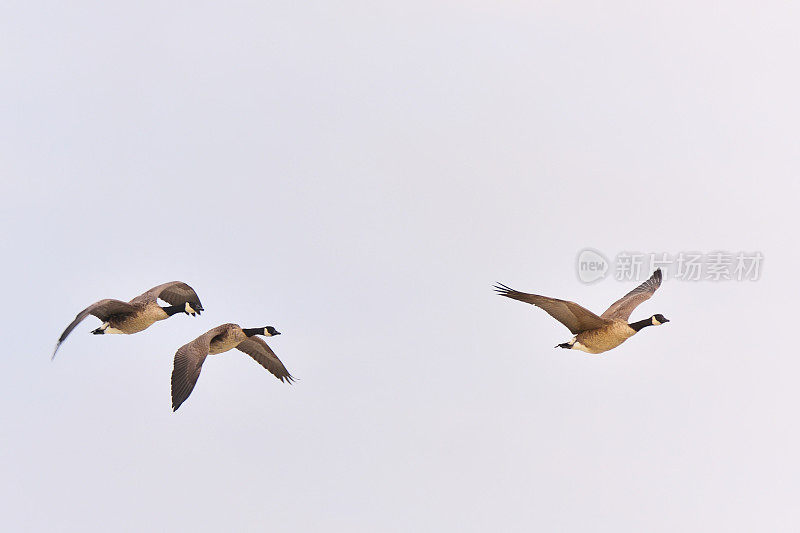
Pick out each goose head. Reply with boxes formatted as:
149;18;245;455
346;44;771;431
263;326;281;336
651;314;669;325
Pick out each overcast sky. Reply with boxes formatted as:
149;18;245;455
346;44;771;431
2;1;799;531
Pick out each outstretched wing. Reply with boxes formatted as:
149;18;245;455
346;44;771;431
235;337;295;384
170;325;228;411
600;268;663;321
130;281;203;313
52;299;139;359
494;283;608;334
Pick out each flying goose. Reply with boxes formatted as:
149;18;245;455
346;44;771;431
495;269;668;354
171;323;294;411
53;281;203;358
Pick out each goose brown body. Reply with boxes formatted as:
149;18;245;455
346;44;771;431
569;320;637;354
208;324;248;354
105;302;170;334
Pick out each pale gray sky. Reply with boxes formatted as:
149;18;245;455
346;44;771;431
2;1;799;531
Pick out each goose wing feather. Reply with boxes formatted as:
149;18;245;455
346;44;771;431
236;337;295;384
53;299;139;358
600;269;663;321
170;324;230;411
130;281;204;312
494;284;607;333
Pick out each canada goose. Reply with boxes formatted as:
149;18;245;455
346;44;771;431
171;323;294;411
495;269;668;354
53;281;203;358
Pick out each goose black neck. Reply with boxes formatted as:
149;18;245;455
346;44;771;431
629;318;653;332
242;327;263;337
162;304;185;317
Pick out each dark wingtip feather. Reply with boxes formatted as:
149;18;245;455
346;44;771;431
171;390;186;412
171;390;186;410
494;282;516;297
170;366;188;412
645;268;663;290
278;372;297;384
